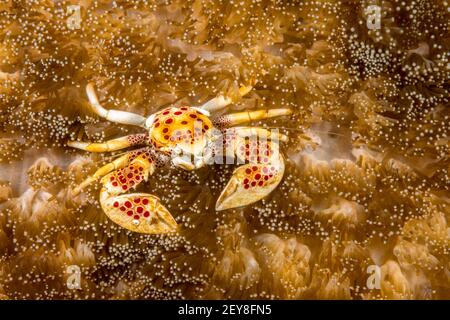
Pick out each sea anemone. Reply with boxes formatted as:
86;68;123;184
0;0;448;300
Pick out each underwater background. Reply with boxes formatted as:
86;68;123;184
0;0;449;299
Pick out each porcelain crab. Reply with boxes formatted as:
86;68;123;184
68;81;292;234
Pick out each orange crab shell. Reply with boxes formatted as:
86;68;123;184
148;106;214;151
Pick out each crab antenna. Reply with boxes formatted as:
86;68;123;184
261;126;348;138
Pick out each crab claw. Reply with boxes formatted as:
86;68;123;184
98;155;178;234
215;154;285;211
100;191;178;234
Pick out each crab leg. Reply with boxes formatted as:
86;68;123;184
213;108;292;128
86;83;147;127
215;132;285;211
225;127;289;143
72;148;145;195
99;154;177;234
68;133;148;153
199;80;255;112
